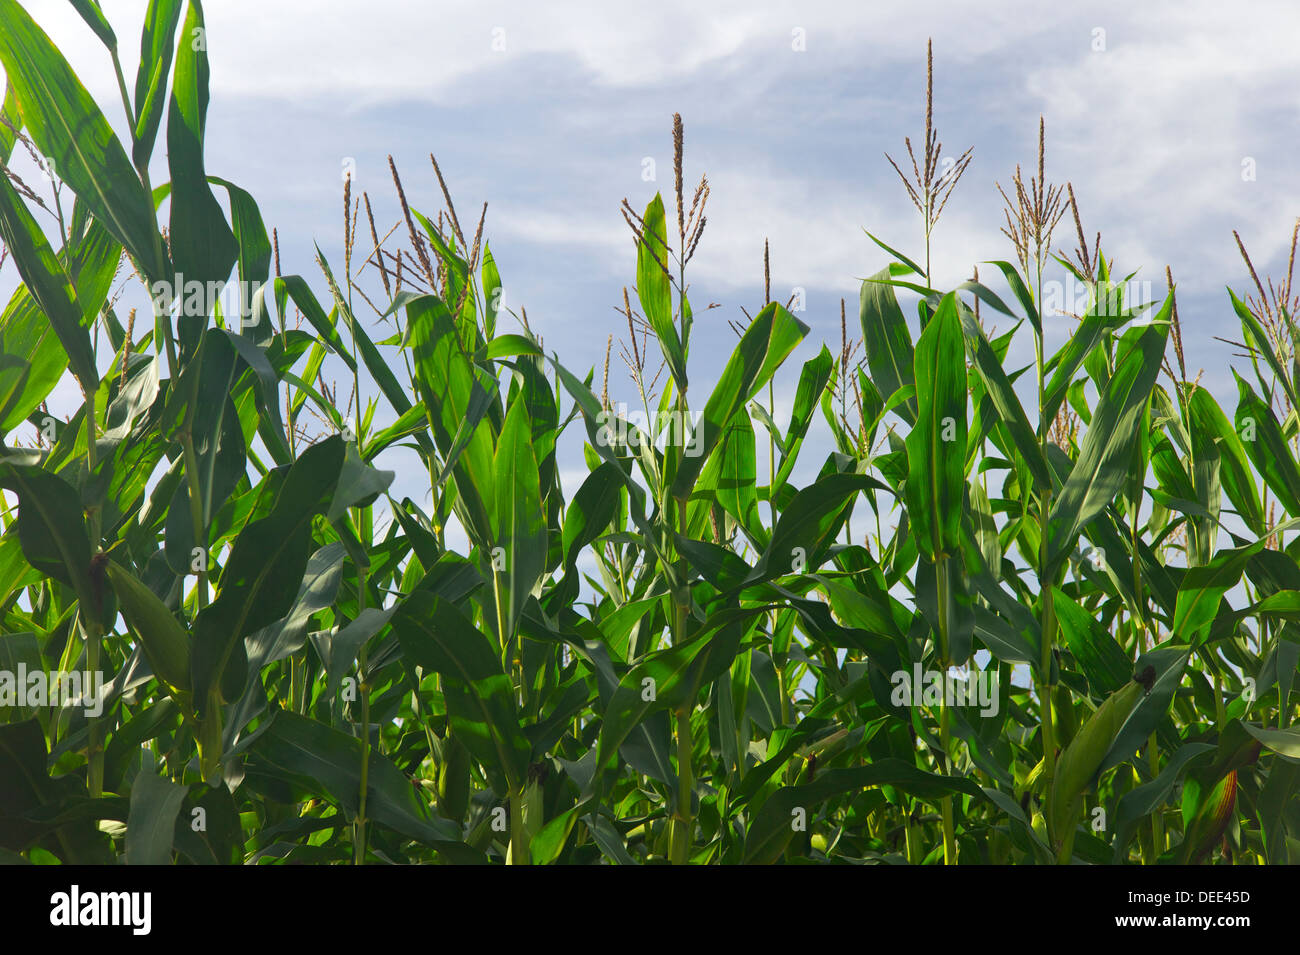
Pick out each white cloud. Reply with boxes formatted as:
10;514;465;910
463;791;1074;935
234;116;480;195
32;0;1051;103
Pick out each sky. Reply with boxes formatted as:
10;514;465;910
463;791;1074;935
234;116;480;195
6;0;1300;555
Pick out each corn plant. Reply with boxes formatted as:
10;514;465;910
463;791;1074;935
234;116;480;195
0;1;1296;867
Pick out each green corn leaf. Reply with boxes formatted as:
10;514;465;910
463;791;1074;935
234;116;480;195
1046;313;1170;574
859;268;916;426
1239;722;1300;763
956;300;1049;490
67;0;117;51
559;462;622;599
0;0;166;282
983;259;1040;334
743;761;986;864
1173;541;1265;645
191;435;344;712
1043;298;1150;427
167;0;237;356
1231;288;1300;416
481;242;503;339
0;213;122;432
105;559;191;692
669;301;807;501
862;228;925;277
1187;385;1263;535
275;275;357;371
0;174;97;393
635;193;685;389
0;80;20;162
390;593;529;794
0;719;112;862
744;473;888;584
406;292;497;547
1053;588;1131;696
491;397;547;643
593;607;762;788
210;177;274;340
905;291;968;562
1110;742;1215;861
484;334;541;360
693;408;760;541
132;0;184;170
1233;371;1300;516
239;708;466;850
1098;646;1191;774
775;345;834;489
124;771;187;865
161;330;245;574
0;464;95;614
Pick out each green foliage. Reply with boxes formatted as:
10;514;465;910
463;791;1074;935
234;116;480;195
0;5;1296;867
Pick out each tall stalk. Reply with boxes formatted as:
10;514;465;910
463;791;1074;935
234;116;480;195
936;556;956;864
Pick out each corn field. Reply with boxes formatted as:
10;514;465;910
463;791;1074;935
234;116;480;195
0;0;1297;871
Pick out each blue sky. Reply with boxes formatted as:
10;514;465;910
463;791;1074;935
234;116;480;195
8;0;1300;547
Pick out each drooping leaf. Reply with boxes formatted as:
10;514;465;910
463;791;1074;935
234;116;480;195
240;708;466;851
0;173;96;391
390;593;529;794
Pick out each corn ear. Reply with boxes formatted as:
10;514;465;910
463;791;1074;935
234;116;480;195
1179;768;1238;864
1031;811;1047;843
1048;678;1145;848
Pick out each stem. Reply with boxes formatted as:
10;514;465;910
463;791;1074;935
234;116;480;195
509;791;530;865
354;649;371;865
83;610;105;798
936;556;956;865
768;377;777;519
353;529;372;864
1039;564;1057;780
939;704;955;864
158;303;178;380
83;387;106;798
668;493;695;864
84;385;99;481
924;220;932;291
180;432;208;611
108;48;135;147
494;567;516;695
671;706;694;865
1034;272;1058;788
